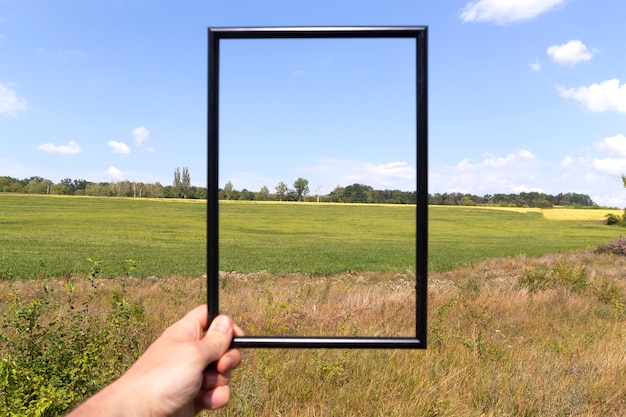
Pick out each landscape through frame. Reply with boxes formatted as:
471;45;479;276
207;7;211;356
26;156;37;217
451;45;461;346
207;26;428;348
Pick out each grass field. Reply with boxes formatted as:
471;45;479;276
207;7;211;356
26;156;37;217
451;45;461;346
2;249;625;416
2;194;626;415
0;194;207;279
0;194;624;279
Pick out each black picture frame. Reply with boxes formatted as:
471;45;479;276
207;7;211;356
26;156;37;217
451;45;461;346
208;26;428;348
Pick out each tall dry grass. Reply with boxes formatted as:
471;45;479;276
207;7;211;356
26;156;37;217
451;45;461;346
1;248;625;416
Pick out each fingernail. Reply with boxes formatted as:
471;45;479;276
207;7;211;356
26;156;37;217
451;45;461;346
211;315;231;334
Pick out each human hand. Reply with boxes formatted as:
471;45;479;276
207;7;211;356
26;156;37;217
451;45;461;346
68;305;243;417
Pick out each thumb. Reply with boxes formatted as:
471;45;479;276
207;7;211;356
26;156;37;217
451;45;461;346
202;315;234;363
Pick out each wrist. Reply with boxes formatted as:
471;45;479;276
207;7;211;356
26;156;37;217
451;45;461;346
68;377;143;417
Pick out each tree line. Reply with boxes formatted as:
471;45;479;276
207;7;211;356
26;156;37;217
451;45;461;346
218;179;417;203
0;174;602;208
429;191;598;208
0;167;205;199
216;182;601;207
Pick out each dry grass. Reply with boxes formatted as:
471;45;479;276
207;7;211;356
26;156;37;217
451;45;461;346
2;249;626;416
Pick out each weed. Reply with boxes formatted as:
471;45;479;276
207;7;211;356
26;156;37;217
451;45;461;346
518;267;552;293
593;279;625;314
338;313;350;332
0;267;14;280
125;259;137;276
462;329;486;358
552;262;588;293
312;351;347;384
430;297;455;348
518;262;588;294
88;257;103;278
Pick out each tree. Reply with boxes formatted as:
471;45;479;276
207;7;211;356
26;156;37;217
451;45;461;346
275;181;288;201
223;181;234;200
293;178;309;201
163;185;175;198
343;183;372;203
173;167;182;198
132;182;144;198
50;183;67;195
60;178;76;195
25;177;51;194
328;185;345;202
193;186;207;199
257;186;270;201
460;196;476;206
144;182;163;198
182;167;191;199
240;189;255;200
117;180;133;197
74;179;87;195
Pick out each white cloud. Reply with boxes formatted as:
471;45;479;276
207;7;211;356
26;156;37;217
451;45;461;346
132;126;151;147
593;158;626;175
105;167;124;181
529;58;541;72
592;134;626;176
303;159;416;190
597;134;626;156
458;149;535;169
108;140;131;155
35;140;82;154
0;82;28;117
517;149;535;159
558;79;626;113
560;156;573;167
431;150;539;194
599;195;626;208
363;161;415;180
512;184;543;193
547;40;593;65
459;0;566;25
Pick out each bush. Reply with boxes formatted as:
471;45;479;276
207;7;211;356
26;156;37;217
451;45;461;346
605;213;623;225
593;278;625;313
518;262;587;294
0;281;145;416
596;236;626;256
605;209;626;226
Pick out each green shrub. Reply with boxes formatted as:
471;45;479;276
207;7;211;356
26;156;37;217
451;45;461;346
605;208;626;226
518;262;587;294
593;279;625;314
518;268;552;293
605;213;624;226
0;282;144;416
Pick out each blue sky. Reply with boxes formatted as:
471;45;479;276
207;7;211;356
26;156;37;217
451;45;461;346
2;0;626;206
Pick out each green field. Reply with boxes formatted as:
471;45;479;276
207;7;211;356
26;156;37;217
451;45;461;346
0;194;623;279
2;194;626;416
